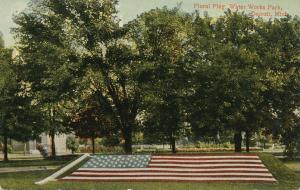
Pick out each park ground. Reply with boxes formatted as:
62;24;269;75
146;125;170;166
0;153;300;190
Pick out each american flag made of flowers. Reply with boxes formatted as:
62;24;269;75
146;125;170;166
61;154;276;183
82;155;151;168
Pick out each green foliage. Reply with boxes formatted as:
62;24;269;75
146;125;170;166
0;32;4;48
280;122;300;159
184;11;300;154
13;0;144;154
66;136;79;154
132;132;144;144
0;144;12;153
195;142;233;149
12;0;86;156
78;145;123;154
10;0;300;156
129;7;193;151
0;44;43;161
101;136;121;147
261;16;300;157
68;93;117;141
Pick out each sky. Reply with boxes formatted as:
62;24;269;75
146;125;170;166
0;0;300;47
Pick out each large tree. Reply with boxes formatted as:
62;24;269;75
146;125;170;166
14;0;143;154
69;92;116;154
12;0;300;156
185;11;280;152
128;7;193;153
0;44;42;161
257;16;300;157
13;0;84;157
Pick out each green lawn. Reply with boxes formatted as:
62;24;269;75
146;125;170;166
283;160;300;174
0;153;299;190
0;155;77;168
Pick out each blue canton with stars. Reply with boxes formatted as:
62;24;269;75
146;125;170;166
82;155;151;168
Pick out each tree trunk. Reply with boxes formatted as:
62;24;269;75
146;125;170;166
3;134;8;162
24;143;27;156
234;130;242;152
92;136;95;154
50;133;56;158
123;126;132;154
171;137;176;153
170;133;176;153
245;131;251;153
48;107;56;158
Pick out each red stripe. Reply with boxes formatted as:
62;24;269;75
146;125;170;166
76;170;269;173
149;161;261;164
70;174;274;178
147;166;266;169
152;153;258;156
60;179;275;183
150;157;260;160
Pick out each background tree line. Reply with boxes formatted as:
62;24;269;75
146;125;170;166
0;0;299;161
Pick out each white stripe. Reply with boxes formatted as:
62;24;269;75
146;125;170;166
72;172;273;177
151;159;261;163
63;176;276;181
78;168;269;172
148;163;265;167
151;156;259;159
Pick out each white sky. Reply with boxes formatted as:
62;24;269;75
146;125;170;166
1;0;299;47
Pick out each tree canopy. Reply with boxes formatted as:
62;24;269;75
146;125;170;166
7;0;300;157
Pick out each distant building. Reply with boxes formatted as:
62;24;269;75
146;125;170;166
11;134;68;155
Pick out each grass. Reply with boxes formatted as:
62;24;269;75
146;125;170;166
258;153;300;189
0;155;77;168
283;160;300;174
0;153;299;190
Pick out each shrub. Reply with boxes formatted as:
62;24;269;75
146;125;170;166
7;145;12;153
0;143;13;153
101;136;121;147
177;147;262;152
66;136;79;154
0;144;13;153
195;141;234;149
78;145;123;154
36;143;48;158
